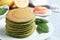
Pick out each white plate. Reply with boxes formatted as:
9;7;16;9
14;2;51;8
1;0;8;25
0;17;54;40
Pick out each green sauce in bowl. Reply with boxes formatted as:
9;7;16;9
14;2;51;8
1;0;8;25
0;8;8;15
0;5;9;20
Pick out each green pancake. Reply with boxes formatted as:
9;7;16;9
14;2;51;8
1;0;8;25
6;28;32;35
6;25;35;38
6;22;36;32
6;22;35;29
6;25;33;32
6;21;33;28
6;18;34;24
6;7;36;38
6;8;35;23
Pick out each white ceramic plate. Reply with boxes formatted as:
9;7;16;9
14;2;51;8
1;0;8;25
0;17;54;40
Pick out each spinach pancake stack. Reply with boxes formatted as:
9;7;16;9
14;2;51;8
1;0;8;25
6;7;36;38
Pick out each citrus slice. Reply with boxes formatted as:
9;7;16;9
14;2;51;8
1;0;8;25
14;0;29;8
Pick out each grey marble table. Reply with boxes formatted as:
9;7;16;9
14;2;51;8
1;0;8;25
47;0;60;40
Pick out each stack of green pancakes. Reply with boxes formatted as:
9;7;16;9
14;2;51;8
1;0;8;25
6;7;36;38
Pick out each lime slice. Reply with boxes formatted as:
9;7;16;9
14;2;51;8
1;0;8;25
14;0;29;8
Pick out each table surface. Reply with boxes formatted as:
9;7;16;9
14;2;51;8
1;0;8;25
47;0;60;40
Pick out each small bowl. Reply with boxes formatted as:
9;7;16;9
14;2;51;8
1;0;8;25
30;8;51;17
0;5;9;20
35;9;50;17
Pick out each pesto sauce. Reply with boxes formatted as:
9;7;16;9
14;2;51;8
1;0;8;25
0;8;8;15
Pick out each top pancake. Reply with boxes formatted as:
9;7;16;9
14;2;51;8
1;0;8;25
6;7;35;22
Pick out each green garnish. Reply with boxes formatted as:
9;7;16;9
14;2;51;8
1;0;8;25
0;8;8;15
35;18;48;25
36;23;49;34
35;18;49;34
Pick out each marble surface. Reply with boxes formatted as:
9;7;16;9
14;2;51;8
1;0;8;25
47;0;60;40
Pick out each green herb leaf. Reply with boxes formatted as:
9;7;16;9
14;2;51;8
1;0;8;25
35;18;48;25
36;23;49;34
